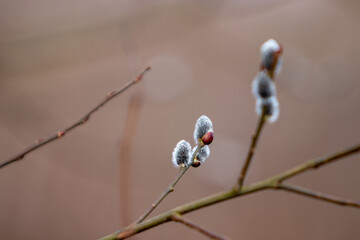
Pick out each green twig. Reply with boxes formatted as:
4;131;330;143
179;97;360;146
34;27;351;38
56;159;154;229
100;143;360;240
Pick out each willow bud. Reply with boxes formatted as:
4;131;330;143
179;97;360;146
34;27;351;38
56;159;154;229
193;115;213;144
256;96;279;123
201;131;213;145
260;39;283;76
252;71;276;99
171;140;192;168
191;146;210;168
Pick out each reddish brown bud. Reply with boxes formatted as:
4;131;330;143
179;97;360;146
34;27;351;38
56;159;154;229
191;159;201;168
134;74;143;83
106;90;117;98
57;131;66;138
201;131;213;145
35;138;44;144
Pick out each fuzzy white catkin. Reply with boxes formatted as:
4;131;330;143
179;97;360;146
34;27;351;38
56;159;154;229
172;140;192;167
255;96;279;123
252;71;276;99
260;39;282;75
193;115;213;144
192;145;210;164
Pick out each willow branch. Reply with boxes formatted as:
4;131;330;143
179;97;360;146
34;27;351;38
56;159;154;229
268;144;360;184
101;185;262;240
277;183;360;208
133;143;203;224
0;66;151;169
100;143;360;240
171;213;228;240
236;110;266;189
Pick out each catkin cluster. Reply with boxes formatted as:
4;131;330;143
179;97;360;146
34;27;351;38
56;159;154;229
172;115;214;168
252;39;283;123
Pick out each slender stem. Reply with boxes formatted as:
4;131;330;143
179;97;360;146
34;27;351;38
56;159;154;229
100;143;360;240
133;166;189;224
236;110;266;189
171;213;228;240
277;183;360;208
134;143;203;224
0;66;151;169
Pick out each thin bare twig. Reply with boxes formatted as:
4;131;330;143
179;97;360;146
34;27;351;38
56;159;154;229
133;143;203;224
0;66;151;170
171;213;228;240
133;166;189;224
100;143;360;240
236;110;266;189
277;183;360;208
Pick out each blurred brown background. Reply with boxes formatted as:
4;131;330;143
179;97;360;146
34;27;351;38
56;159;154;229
1;0;360;239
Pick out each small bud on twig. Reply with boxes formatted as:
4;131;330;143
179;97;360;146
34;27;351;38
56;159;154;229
191;159;201;168
260;39;283;77
252;71;276;99
106;90;117;98
172;140;192;168
57;131;66;138
191;145;210;167
201;132;214;145
256;96;279;123
193;115;214;145
35;138;44;144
